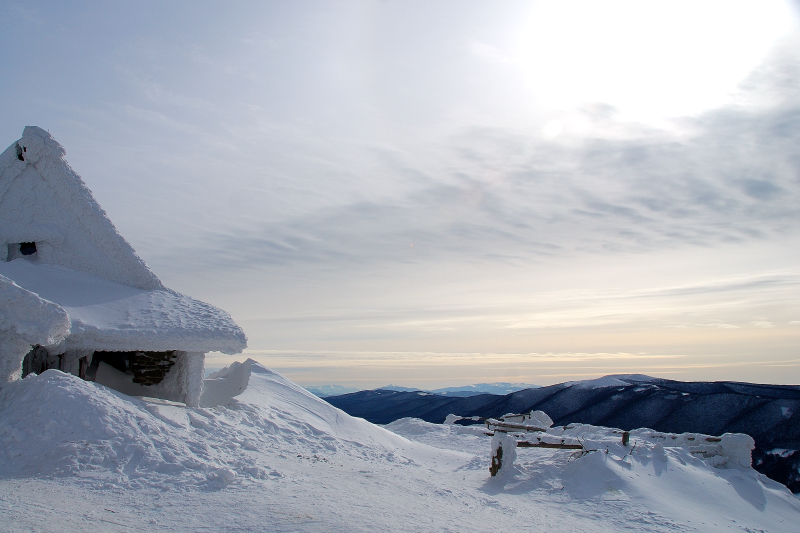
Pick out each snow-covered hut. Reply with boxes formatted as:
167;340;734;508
0;126;247;405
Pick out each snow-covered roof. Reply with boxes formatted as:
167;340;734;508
0;127;247;355
0;259;246;354
0;274;70;346
0;126;163;290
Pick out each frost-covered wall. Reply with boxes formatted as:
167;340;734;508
92;350;205;406
0;274;70;381
0;127;163;291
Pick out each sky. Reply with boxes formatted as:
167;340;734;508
2;0;799;388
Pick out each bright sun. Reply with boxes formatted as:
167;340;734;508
519;0;797;123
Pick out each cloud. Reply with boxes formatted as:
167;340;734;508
637;273;800;298
4;1;800;387
206;349;800;388
663;323;740;329
469;41;515;64
151;85;800;279
11;4;795;286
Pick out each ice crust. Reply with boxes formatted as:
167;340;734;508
494;424;756;471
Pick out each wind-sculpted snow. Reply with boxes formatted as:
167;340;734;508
0;365;414;490
239;363;411;450
1;362;799;532
387;418;800;532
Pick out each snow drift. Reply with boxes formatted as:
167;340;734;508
0;361;411;489
1;360;799;532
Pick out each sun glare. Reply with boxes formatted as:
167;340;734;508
519;0;797;123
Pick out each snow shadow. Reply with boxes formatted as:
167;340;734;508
478;449;626;502
717;468;768;511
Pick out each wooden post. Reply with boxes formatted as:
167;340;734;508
622;431;630;446
489;445;503;476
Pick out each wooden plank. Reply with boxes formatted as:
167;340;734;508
486;421;549;433
516;441;583;450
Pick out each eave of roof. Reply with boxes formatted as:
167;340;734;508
0;260;247;354
0;274;70;346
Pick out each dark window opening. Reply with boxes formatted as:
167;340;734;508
7;242;38;261
90;350;177;386
19;242;37;256
91;351;133;375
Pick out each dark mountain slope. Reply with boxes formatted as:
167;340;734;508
326;389;499;424
325;376;800;492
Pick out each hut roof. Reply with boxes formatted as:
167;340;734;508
0;127;247;355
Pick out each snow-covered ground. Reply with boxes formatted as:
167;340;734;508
1;362;798;532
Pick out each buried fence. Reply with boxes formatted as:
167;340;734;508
478;411;753;477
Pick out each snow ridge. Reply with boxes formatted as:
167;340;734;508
0;364;411;490
565;374;658;389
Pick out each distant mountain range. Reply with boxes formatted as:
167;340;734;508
304;384;362;397
325;374;800;493
305;382;539;398
380;382;540;397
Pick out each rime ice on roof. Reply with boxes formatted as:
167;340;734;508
0;260;246;355
0;127;247;406
0;274;70;346
0;126;163;290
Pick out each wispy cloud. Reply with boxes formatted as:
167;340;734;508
206;349;800;388
152;87;800;277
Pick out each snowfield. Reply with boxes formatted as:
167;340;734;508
1;361;799;532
